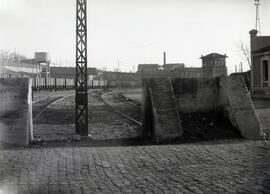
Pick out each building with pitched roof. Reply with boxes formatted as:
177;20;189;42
250;29;270;97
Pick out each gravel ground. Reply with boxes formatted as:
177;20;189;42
122;89;142;104
33;89;142;142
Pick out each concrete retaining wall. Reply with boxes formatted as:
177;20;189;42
172;78;218;113
219;76;263;140
142;77;263;141
148;78;182;141
0;78;33;146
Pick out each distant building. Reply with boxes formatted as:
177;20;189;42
180;67;202;78
137;64;159;73
101;71;139;87
1;52;98;79
163;63;185;71
139;53;227;79
50;67;98;79
200;53;228;78
250;29;270;97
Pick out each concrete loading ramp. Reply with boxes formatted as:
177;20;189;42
219;77;263;140
142;77;264;142
142;78;182;142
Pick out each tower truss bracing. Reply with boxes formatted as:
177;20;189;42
255;0;261;35
75;0;88;136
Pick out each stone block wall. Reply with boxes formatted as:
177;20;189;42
0;78;33;146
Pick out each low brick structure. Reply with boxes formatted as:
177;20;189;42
0;78;33;146
249;29;270;98
142;77;263;141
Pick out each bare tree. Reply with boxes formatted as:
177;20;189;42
239;41;251;70
0;49;26;66
101;66;108;72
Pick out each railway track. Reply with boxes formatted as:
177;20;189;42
32;89;141;141
33;94;73;120
100;91;142;126
113;92;141;107
33;90;142;126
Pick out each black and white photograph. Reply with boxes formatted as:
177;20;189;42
0;0;270;193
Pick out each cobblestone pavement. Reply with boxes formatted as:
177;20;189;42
253;98;270;137
1;140;270;194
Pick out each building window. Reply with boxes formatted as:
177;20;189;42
262;60;269;82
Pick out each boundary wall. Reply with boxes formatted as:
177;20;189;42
0;78;33;146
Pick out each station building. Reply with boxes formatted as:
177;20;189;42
250;29;270;98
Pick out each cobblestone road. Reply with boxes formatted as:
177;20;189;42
253;98;270;137
1;140;270;194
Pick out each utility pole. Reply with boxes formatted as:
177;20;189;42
75;0;88;136
239;63;241;73
117;60;120;88
240;62;243;72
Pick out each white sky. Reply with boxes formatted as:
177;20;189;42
0;0;270;73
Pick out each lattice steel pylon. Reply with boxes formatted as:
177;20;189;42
255;0;261;35
75;0;88;136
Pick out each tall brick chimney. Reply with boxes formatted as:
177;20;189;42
249;29;258;52
249;29;257;92
163;52;166;66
